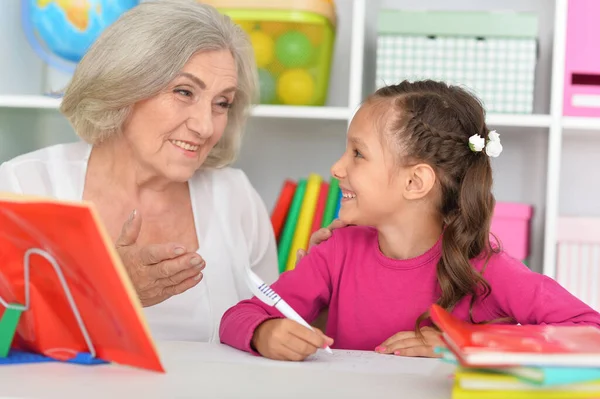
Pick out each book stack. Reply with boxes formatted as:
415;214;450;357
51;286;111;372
271;174;341;274
430;304;600;398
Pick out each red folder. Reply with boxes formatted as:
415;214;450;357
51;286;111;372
0;193;163;372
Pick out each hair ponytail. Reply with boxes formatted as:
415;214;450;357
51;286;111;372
414;153;497;332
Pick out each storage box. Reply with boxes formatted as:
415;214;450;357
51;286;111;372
206;0;336;106
376;10;538;114
490;202;533;261
556;217;600;311
563;0;600;117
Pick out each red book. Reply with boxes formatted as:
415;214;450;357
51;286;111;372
0;193;163;372
310;181;329;236
430;304;600;368
270;179;297;241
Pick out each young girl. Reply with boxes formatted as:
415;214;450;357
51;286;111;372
219;80;600;361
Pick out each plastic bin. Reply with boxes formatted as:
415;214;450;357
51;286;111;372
206;0;336;106
563;0;600;117
490;202;533;261
376;10;538;114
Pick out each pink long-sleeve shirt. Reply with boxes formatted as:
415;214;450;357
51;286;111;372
219;226;600;354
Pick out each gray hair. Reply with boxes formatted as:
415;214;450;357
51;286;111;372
59;0;257;168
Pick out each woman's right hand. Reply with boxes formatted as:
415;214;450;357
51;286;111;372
295;219;347;264
251;318;334;361
115;210;204;307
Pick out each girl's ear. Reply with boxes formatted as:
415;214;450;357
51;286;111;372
404;163;436;200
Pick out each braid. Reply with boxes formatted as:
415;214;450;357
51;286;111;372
406;114;478;171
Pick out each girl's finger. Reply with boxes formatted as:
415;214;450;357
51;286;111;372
393;345;436;358
383;337;425;353
378;331;417;348
281;339;315;361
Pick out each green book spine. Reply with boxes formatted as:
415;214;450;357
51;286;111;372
277;179;307;273
321;177;340;228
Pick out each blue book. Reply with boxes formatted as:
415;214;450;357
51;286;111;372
507;365;600;386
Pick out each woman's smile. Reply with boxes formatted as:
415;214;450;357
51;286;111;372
170;139;200;157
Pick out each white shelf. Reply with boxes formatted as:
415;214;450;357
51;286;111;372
486;113;552;128
0;95;61;109
0;95;352;121
250;105;351;120
562;116;600;131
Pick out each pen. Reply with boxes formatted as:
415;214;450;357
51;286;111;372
245;268;333;354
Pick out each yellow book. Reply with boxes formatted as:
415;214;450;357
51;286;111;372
456;368;600;391
453;369;600;399
284;173;322;271
453;384;600;399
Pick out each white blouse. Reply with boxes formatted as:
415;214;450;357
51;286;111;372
0;140;279;343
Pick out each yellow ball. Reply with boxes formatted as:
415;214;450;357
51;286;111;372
249;30;275;68
277;69;315;105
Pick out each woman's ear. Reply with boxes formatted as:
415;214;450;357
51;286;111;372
404;163;436;200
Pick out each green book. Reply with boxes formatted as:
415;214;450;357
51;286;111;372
277;179;307;273
321;177;340;228
0;305;23;358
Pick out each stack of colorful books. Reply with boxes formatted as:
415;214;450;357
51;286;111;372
271;174;341;274
430;304;600;398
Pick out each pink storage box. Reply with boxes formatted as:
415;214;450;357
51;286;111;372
563;0;600;117
490;202;533;261
556;217;600;311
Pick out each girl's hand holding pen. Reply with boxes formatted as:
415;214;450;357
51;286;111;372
252;319;334;361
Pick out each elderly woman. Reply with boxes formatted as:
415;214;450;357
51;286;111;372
0;0;305;343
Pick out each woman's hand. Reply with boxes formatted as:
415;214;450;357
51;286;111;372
115;210;204;307
375;326;444;358
252;318;334;361
295;219;347;264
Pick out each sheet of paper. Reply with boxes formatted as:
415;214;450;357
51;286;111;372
302;349;441;375
161;342;444;376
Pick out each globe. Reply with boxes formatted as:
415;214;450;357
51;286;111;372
22;0;139;73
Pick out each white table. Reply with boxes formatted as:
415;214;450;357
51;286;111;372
0;342;456;398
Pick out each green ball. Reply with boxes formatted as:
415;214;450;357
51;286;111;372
258;68;276;104
275;30;314;68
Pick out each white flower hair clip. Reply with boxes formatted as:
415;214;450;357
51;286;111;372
468;130;503;158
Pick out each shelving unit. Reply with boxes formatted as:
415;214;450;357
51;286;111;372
1;0;599;283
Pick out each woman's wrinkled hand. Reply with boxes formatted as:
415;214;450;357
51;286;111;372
115;210;204;307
